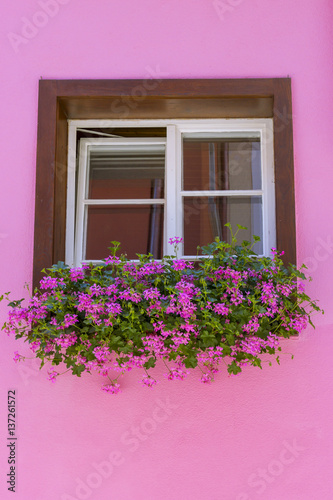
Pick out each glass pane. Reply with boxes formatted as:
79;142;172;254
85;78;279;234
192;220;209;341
87;144;165;199
85;205;164;260
183;196;263;255
183;138;261;191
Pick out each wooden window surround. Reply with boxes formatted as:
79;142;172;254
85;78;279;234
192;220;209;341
34;78;295;288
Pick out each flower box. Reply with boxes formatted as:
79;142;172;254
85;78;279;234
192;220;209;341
2;228;322;394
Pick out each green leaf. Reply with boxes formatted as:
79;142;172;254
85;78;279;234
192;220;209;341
227;361;241;375
54;261;68;270
8;299;24;308
72;364;85;376
184;356;198;369
52;352;63;365
144;357;156;369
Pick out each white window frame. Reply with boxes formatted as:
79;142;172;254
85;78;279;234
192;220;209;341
66;119;275;266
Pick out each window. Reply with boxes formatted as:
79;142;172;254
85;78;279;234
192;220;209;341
33;79;295;287
66;119;275;266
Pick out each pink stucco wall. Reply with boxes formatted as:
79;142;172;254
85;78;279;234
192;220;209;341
1;1;333;499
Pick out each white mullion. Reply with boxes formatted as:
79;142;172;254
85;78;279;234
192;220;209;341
74;140;89;266
261;122;276;254
65;123;77;266
180;190;263;197
82;199;165;206
175;126;183;255
260;128;267;255
78;137;166;150
69;118;273;131
165;125;178;255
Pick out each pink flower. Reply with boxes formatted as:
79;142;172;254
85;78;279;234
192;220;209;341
105;302;122;315
119;290;142;303
143;287;161;300
166;367;189;381
47;370;58;383
93;346;110;362
69;267;85;282
39;276;64;289
172;260;187;271
200;373;213;384
101;383;121;395
169;237;183;245
242;317;260;334
105;256;121;265
214;303;229;316
63;314;78;328
30;341;41;353
54;333;77;348
13;351;21;363
140;376;158;389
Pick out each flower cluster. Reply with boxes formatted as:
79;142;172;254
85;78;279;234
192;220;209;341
1;227;322;394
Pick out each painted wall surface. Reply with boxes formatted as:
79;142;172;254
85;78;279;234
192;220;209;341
1;1;332;499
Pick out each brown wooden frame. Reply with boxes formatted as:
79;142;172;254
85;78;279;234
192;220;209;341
34;78;295;288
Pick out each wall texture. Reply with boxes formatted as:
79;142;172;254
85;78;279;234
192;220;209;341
1;1;332;499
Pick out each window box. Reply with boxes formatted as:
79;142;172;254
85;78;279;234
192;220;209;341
3;236;320;394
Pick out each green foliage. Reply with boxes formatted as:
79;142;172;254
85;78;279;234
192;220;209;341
1;226;323;391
